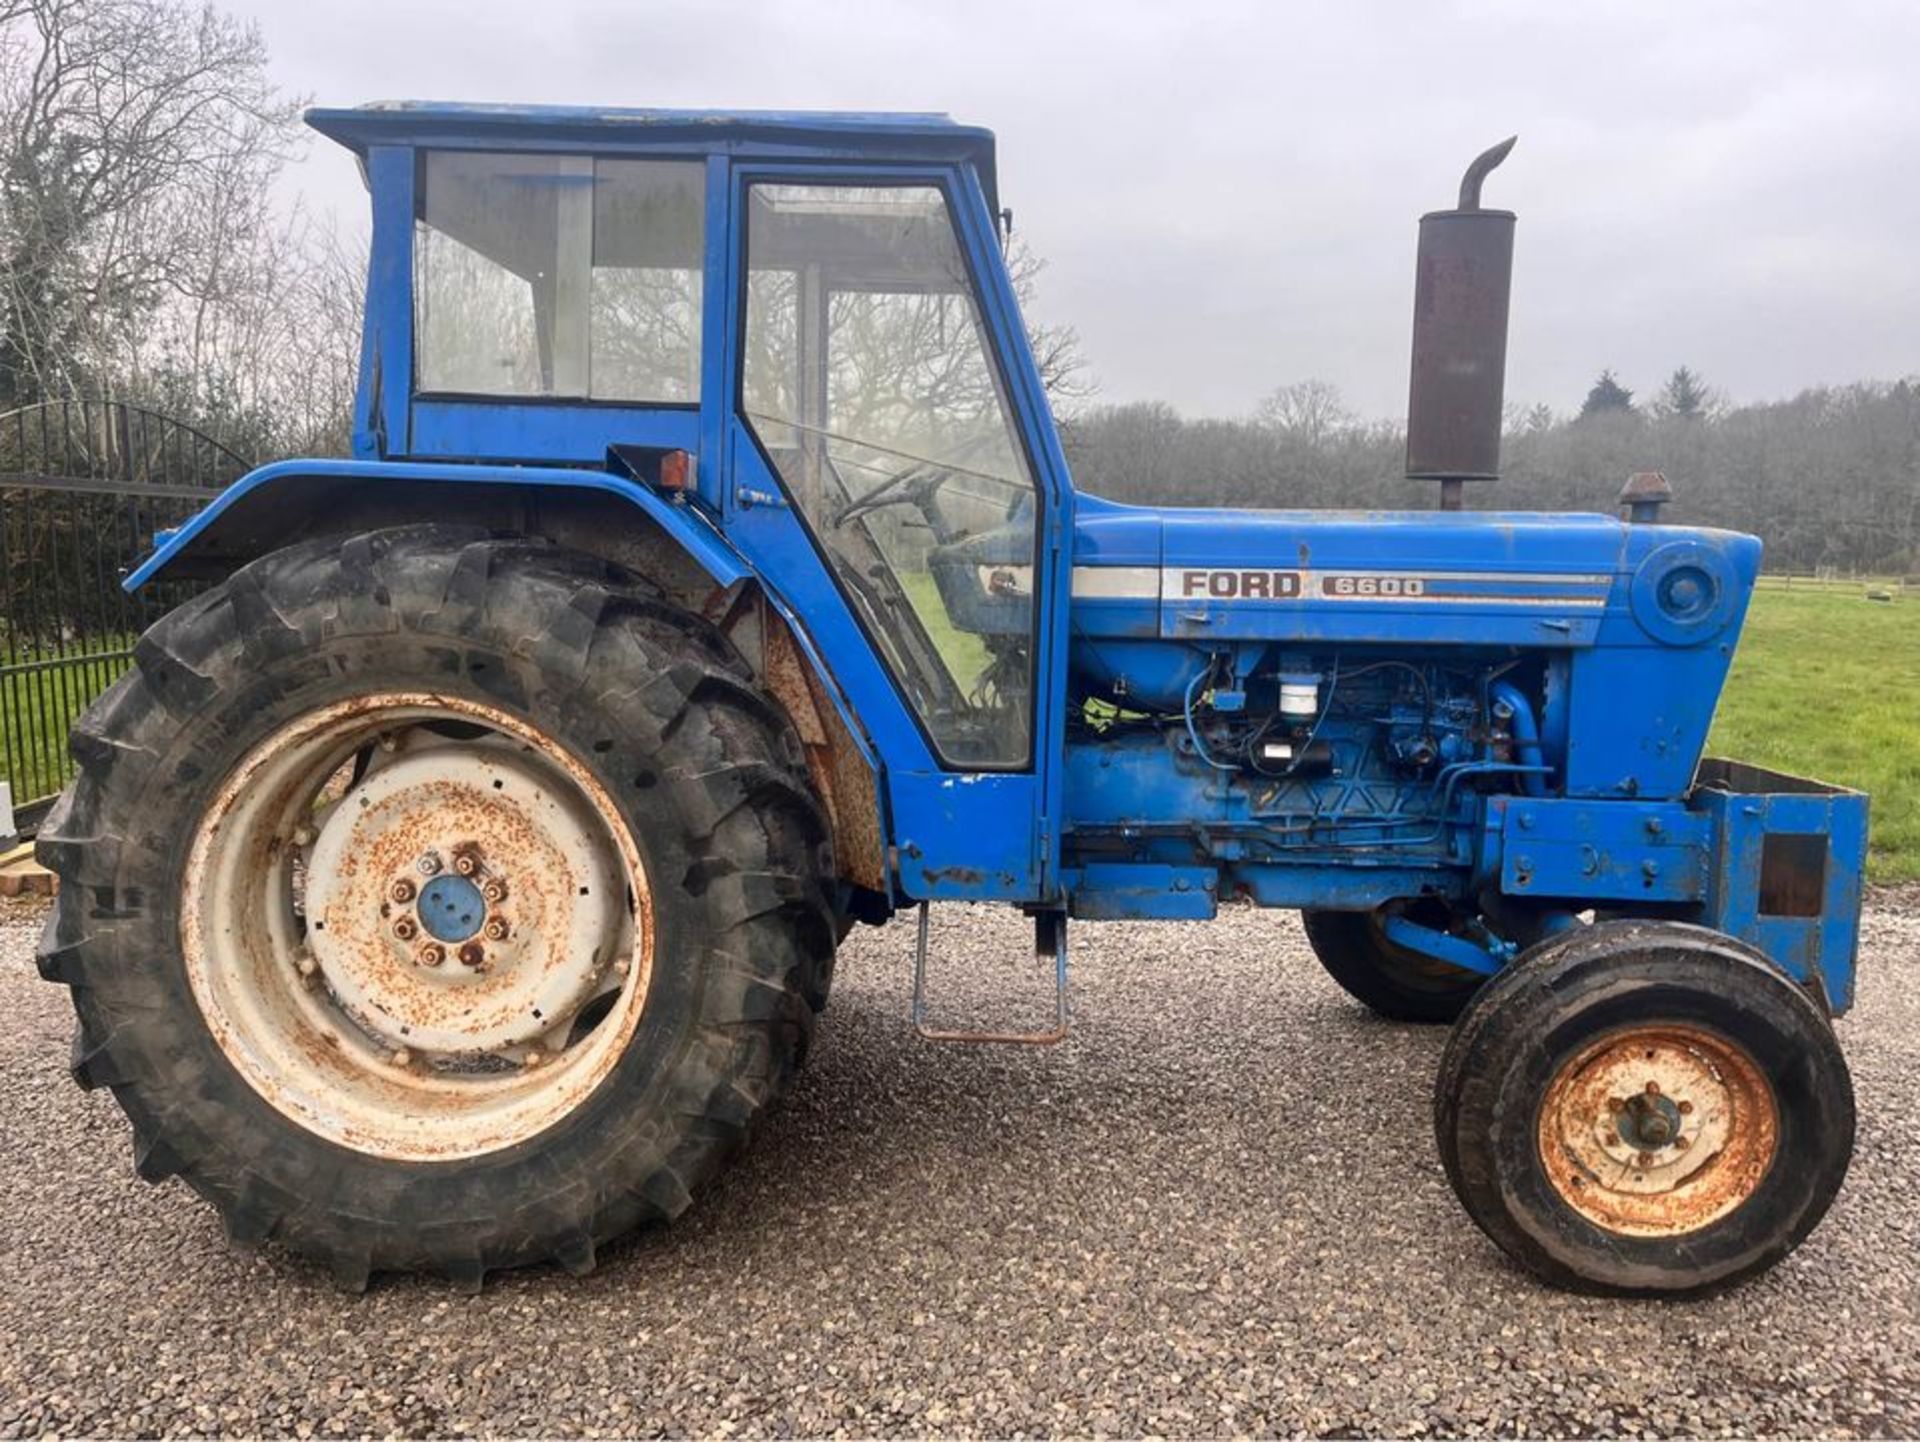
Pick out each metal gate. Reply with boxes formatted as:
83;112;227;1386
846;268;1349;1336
0;400;247;827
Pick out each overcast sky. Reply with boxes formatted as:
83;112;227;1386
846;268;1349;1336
226;0;1920;421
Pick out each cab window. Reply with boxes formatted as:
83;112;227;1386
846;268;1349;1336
414;151;704;402
741;183;1038;768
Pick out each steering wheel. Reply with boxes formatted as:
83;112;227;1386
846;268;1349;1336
833;463;952;528
831;430;1008;531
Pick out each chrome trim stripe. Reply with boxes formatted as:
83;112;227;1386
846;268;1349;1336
1067;565;1614;604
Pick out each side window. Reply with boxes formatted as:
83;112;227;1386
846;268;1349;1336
742;183;1038;768
414;152;703;401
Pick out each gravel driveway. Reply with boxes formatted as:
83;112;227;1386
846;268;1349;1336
2;894;1916;1438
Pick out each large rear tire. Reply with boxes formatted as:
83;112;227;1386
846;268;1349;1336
1302;903;1484;1023
1434;920;1853;1295
36;526;835;1289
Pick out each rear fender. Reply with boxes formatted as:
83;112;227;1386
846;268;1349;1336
129;458;891;900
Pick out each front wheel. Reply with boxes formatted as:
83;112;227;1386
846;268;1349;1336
36;527;836;1288
1434;920;1853;1295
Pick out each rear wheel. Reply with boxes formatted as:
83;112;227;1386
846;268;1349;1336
1434;920;1853;1295
1302;902;1484;1023
36;526;835;1288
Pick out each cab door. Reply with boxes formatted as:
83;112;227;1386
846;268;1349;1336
711;162;1072;902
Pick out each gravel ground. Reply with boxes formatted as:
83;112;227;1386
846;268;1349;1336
2;892;1916;1439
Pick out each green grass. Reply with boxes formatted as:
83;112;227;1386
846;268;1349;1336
898;569;991;691
1711;589;1919;883
0;648;135;809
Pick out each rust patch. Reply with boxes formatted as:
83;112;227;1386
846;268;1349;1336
918;866;986;888
755;602;887;893
1536;1023;1779;1237
180;691;657;1163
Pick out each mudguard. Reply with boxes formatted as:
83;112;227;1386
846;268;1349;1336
125;458;749;592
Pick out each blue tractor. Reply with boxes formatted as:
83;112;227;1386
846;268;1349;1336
39;105;1868;1295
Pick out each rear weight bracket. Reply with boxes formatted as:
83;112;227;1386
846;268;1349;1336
910;903;1070;1046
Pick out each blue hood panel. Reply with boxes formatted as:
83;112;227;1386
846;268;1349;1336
1069;497;1730;649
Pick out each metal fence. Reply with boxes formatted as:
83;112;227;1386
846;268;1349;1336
1753;572;1915;595
0;400;246;826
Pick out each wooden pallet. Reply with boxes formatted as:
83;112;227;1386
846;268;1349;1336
0;841;56;898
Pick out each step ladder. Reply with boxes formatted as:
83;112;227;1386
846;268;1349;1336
909;902;1070;1045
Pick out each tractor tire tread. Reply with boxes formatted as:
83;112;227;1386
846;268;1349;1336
1432;920;1853;1295
36;524;836;1289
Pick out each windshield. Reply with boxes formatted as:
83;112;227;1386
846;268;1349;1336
741;183;1038;768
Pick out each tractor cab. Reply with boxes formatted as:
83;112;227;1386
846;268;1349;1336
305;104;1068;897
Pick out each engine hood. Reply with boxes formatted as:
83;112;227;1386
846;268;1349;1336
1069;494;1760;651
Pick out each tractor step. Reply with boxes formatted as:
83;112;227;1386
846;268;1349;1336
910;903;1070;1046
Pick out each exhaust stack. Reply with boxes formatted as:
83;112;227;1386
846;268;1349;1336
1406;136;1517;510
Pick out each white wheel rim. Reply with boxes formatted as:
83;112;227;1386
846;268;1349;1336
182;692;653;1161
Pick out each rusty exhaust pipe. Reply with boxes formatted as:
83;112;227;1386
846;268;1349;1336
1406;136;1518;510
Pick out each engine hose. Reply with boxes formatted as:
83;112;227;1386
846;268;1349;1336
1183;662;1239;772
1488;680;1550;797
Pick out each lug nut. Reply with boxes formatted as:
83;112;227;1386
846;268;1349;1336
457;942;486;968
1607;1096;1626;1114
390;878;416;904
1677;1099;1694;1115
1674;1135;1691;1150
483;917;510;942
454;851;479;876
292;826;315;848
1644;1080;1661;1097
393;916;418;941
612;957;630;977
1636;1152;1655;1169
378;733;399;752
295;950;318;977
523;1048;544;1068
417;852;443;876
481;879;507;905
389;1048;411;1068
417;942;446;968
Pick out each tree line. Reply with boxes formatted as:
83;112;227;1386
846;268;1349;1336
1061;369;1920;577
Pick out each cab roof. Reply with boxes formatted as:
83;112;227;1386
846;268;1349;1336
306;102;1001;210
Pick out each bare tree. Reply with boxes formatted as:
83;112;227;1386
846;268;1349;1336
1254;379;1354;446
0;0;305;410
1006;238;1093;413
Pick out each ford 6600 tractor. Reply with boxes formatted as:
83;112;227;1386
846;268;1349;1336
39;105;1867;1295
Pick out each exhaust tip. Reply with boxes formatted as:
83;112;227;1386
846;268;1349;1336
1458;136;1519;211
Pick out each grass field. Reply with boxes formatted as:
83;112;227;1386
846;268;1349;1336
1712;588;1918;882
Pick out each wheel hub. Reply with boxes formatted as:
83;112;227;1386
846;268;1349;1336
1537;1024;1779;1236
417;872;487;942
303;745;621;1058
1616;1089;1683;1150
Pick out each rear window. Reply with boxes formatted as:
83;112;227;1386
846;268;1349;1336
413;151;704;403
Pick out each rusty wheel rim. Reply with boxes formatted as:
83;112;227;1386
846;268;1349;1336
183;693;653;1162
1536;1023;1779;1237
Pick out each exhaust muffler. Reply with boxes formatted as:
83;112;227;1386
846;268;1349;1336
1406;136;1518;509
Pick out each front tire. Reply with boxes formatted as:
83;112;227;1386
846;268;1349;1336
36;527;835;1288
1434;920;1853;1295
